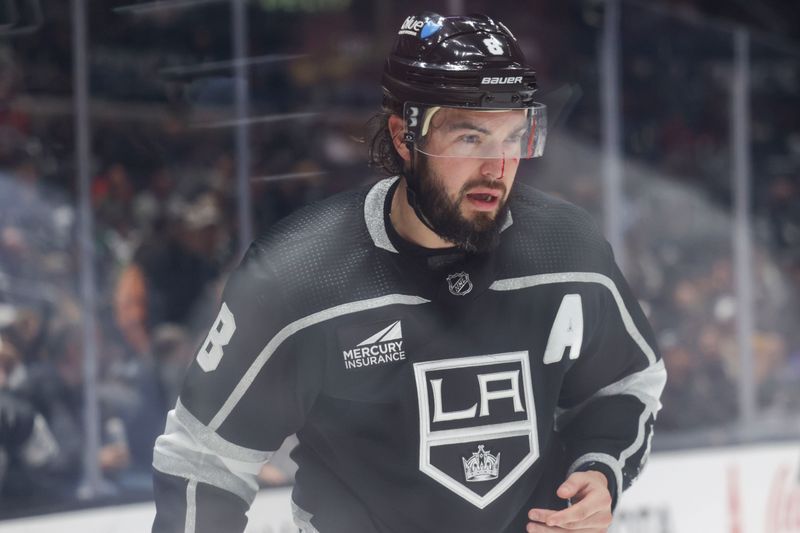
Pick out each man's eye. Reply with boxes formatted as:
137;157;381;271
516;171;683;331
459;135;481;144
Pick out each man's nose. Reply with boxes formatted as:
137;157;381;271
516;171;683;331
479;155;506;180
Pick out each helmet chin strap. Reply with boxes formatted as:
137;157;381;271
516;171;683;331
403;146;439;234
406;182;438;234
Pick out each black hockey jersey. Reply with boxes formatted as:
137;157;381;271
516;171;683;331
152;177;666;533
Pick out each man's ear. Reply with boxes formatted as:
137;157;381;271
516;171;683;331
388;114;411;162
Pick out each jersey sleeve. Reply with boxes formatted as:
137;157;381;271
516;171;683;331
555;243;667;511
152;241;322;533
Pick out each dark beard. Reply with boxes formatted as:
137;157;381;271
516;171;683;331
412;155;510;254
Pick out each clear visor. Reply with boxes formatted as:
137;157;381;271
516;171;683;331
405;102;546;160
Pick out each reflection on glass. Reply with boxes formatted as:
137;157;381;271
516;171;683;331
1;0;799;520
750;41;800;421
619;4;739;436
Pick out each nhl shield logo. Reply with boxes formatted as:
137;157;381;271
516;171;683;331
413;351;540;509
447;271;473;296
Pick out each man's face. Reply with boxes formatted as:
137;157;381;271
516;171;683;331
412;108;526;252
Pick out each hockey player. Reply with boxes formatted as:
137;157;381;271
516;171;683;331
152;12;666;533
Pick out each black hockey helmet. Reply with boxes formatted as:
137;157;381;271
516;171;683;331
382;12;546;160
383;12;539;110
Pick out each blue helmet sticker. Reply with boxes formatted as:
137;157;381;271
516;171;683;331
420;20;442;38
398;15;443;38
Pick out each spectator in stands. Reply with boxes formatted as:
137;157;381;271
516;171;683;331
0;142;74;296
15;320;166;501
133;165;175;236
149;323;193;410
114;191;225;357
0;325;59;505
765;174;800;249
657;325;738;430
93;162;140;267
0;46;29;136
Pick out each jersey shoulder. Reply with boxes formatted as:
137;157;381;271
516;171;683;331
236;182;399;320
501;182;612;277
254;185;370;254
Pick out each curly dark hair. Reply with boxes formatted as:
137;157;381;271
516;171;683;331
364;110;406;176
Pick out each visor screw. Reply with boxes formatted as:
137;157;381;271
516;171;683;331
511;95;520;102
486;95;495;102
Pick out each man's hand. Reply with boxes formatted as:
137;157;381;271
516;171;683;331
526;470;613;532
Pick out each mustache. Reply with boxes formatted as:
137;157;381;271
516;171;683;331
458;178;507;197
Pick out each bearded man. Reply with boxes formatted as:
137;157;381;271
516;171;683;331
152;12;666;533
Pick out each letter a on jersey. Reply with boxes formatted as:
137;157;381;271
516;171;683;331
413;352;539;508
543;294;583;364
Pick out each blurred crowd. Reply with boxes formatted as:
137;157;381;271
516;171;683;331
617;5;800;431
0;0;799;518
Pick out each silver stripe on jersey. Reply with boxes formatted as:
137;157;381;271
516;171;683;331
554;360;666;432
153;441;261;505
489;272;658;365
209;294;430;430
620;407;655;468
185;479;197;533
365;177;400;253
292;501;321;533
489;272;666;492
174;398;272;462
566;452;623;502
154;405;269;505
364;177;514;254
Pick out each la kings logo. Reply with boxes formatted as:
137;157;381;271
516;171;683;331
340;320;406;370
413;351;539;508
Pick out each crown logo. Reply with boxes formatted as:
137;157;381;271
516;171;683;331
462;445;500;482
